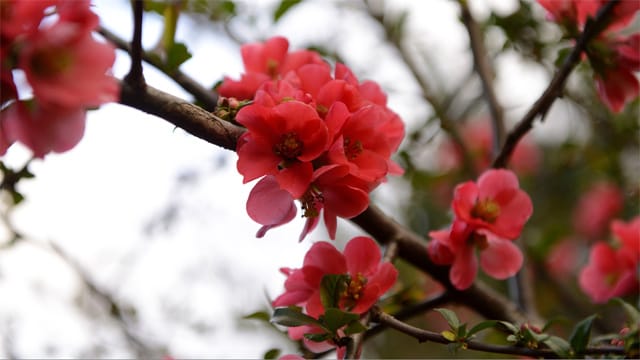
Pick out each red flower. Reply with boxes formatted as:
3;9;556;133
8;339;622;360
451;169;533;241
245;176;297;238
218;36;326;100
236;101;329;198
428;227;523;290
273;236;398;317
572;181;624;239
19;9;118;108
579;216;640;303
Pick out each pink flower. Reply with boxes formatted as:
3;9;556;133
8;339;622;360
451;169;533;241
579;216;640;303
246;176;297;238
1;100;86;158
218;36;326;100
572;181;623;239
546;237;581;278
437;120;541;175
579;242;639;303
19;15;119;108
273;236;398;318
428;227;523;290
236;101;329;198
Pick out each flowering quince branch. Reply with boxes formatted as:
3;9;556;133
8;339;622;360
124;0;145;89
457;0;506;154
118;80;244;151
369;306;626;358
492;0;620;169
98;26;219;111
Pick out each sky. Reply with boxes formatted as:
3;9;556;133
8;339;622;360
0;0;581;358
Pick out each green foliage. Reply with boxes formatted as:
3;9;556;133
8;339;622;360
243;310;271;322
165;42;192;72
568;314;597;355
262;348;280;359
0;161;34;206
273;0;302;22
271;306;322;328
319;274;349;309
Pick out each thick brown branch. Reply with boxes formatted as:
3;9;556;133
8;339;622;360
118;81;244;151
458;0;505;153
100;27;219;111
492;0;620;168
370;307;625;358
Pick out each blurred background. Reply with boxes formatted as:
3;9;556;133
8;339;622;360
0;0;638;358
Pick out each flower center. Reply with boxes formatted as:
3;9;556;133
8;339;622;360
471;198;500;223
300;186;323;218
340;273;367;310
344;137;363;160
30;47;73;78
273;132;303;160
267;59;279;78
470;232;489;250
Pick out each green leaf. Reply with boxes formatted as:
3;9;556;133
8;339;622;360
611;298;640;327
319;274;348;309
243;310;270;322
442;330;457;341
263;348;280;360
506;334;518;343
497;321;519;334
322;308;359;333
304;332;331;343
467;320;498;338
434;308;461;329
273;0;302;22
543;335;572;358
165;42;192;72
343;320;367;335
569;314;598;354
271;307;322;328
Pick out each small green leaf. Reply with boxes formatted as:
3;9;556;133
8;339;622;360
497;321;519;334
263;348;280;360
343;320;367;335
434;308;461;329
506;334;518;343
611;298;640;328
304;332;331;343
320;274;348;309
467;320;498;338
244;310;270;322
165;42;192;72
322;308;358;333
271;307;322;328
457;323;467;338
543;335;572;358
569;314;598;354
273;0;302;22
442;330;457;341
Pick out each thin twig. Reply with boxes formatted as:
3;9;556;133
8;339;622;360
492;0;620;168
457;0;505;154
124;0;146;88
99;26;219;111
370;306;626;358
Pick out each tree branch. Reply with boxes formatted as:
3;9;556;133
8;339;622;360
370;306;625;358
118;80;244;151
124;0;145;88
457;0;505;154
492;0;620;168
99;26;219;111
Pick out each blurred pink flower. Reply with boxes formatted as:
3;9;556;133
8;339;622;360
572;181;623;239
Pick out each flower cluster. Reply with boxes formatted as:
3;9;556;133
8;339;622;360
537;0;640;112
428;169;533;290
272;236;398;354
579;216;640;303
0;0;119;158
221;36;404;240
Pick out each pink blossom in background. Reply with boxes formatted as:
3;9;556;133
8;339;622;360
572;181;623;240
579;216;640;303
546;237;582;278
1;0;118;157
437;120;541;175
